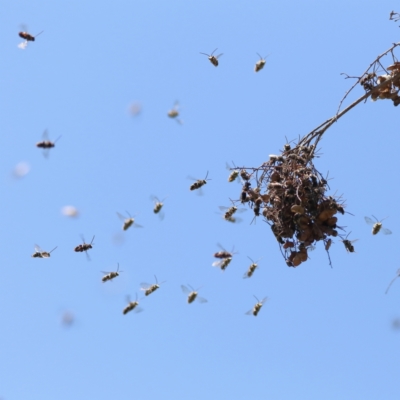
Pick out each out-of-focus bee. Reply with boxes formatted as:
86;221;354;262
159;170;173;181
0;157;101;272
31;244;57;258
151;196;168;219
246;295;268;316
140;275;165;296
36;130;61;158
340;232;357;253
200;48;223;66
117;211;143;230
18;29;43;49
254;53;269;72
241;181;252;203
364;215;392;235
74;235;95;260
243;256;262;278
324;238;332;251
123;293;143;315
385;269;400;294
181;285;208;304
240;170;251;181
189;171;211;191
218;204;246;222
214;243;237;259
101;263;122;282
226;162;240;183
167;101;182;124
212;257;232;271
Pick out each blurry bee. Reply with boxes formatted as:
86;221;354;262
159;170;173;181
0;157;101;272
123;293;143;315
200;48;223;66
240;170;251;181
212;257;232;271
101;263;122;282
385;269;400;294
340;232;357;253
218;204;246;222
181;285;208;304
225;162;240;183
167;101;182;124
254;53;269;72
324;238;332;251
36;130;61;158
151;195;168;219
117;211;143;230
241;181;252;203
18;29;43;49
214;243;237;259
74;235;95;260
189;171;211;191
140;275;166;296
246;295;268;316
364;215;392;235
31;244;57;258
243;256;262;278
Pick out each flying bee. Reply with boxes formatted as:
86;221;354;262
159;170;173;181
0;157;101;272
123;293;143;315
218;204;246;222
36;130;61;158
214;243;237;259
212;257;232;271
200;48;223;66
18;29;43;49
189;171;211;191
254;53;269;72
140;275;166;296
181;285;208;304
246;296;268;316
117;211;143;230
167;101;182;124
74;235;95;260
225;162;240;183
243;256;262;278
340;232;357;253
385;269;400;294
31;244;57;258
101;263;123;282
364;215;392;235
241;181;252;203
151;195;168;219
324;238;332;251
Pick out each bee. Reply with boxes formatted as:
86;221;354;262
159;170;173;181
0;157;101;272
36;130;61;158
243;256;262;278
151;196;168;219
340;232;357;253
181;285;208;304
140;275;166;296
254;53;269;72
364;215;392;235
74;235;95;260
31;244;57;258
189;171;211;191
167;101;182;124
324;238;332;251
241;181;252;203
218;204;246;222
117;211;143;231
212;257;232;271
18;29;43;49
123;293;143;315
214;243;237;259
385;269;400;294
225;162;240;183
245;296;268;316
200;48;223;66
101;263;122;282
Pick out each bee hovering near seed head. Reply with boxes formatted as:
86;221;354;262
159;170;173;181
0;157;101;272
18;29;43;49
36;130;61;158
364;215;392;235
181;285;208;304
189;171;211;191
74;235;95;260
140;275;166;296
123;293;143;315
340;232;357;253
243;256;262;278
254;53;269;72
31;244;57;258
117;211;143;231
200;48;223;66
214;243;237;259
246;295;268;316
101;263;123;283
218;203;246;223
212;257;232;271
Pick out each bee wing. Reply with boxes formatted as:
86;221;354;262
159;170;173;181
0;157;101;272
364;216;375;226
134;307;144;314
226;217;242;223
181;285;191;294
212;260;223;267
34;244;43;252
381;227;392;235
219;206;229;211
116;212;127;221
216;53;223;59
140;282;152;290
196;296;208;303
245;309;254;315
350;239;359;244
132;223;143;228
235;208;247;214
18;41;28;49
259;297;269;305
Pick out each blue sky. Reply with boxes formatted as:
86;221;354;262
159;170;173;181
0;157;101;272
1;1;400;399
